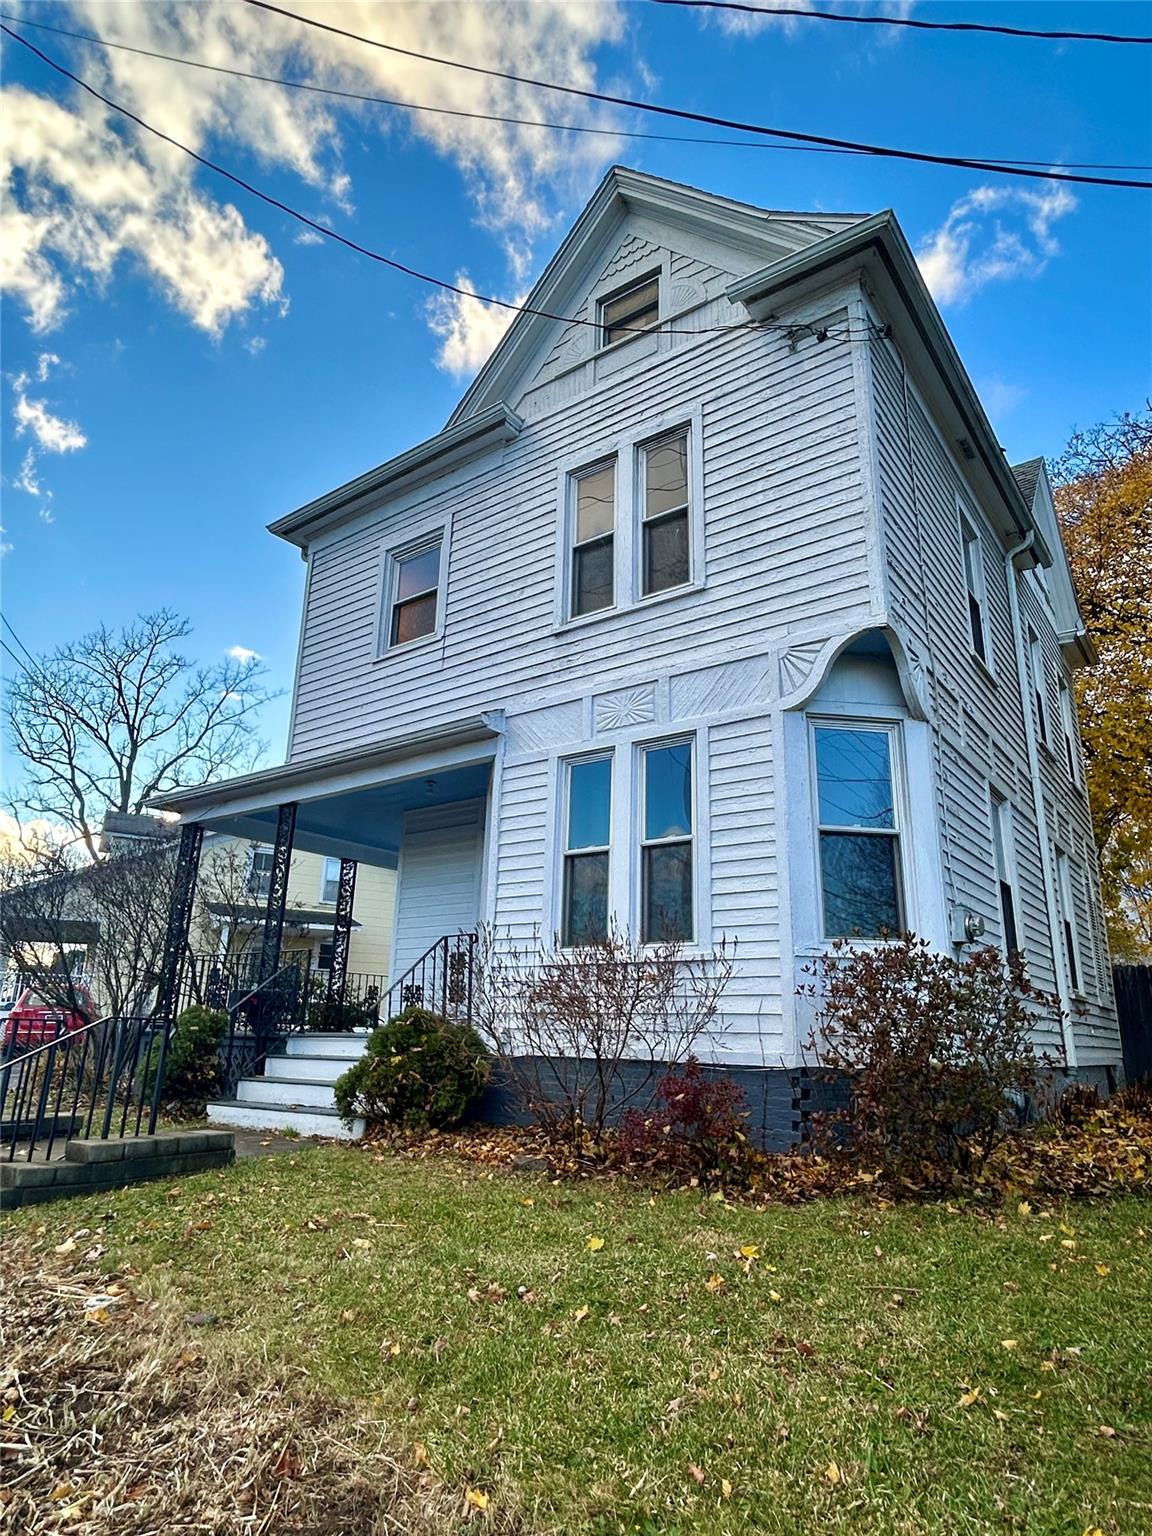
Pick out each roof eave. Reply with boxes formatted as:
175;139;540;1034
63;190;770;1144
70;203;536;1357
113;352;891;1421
268;404;523;550
727;213;1053;566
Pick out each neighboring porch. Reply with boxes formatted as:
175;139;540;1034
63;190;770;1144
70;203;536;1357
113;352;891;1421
148;718;500;1137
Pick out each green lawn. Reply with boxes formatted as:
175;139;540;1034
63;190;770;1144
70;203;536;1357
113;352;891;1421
11;1146;1151;1535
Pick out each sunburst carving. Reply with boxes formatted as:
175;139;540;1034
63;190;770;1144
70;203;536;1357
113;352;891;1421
778;639;827;696
594;685;657;733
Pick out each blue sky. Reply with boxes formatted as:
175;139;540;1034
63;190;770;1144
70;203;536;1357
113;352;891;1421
2;0;1149;763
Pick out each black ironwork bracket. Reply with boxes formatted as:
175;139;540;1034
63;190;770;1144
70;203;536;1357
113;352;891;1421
325;858;358;1007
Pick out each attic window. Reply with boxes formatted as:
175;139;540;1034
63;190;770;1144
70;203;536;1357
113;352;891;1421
599;274;660;347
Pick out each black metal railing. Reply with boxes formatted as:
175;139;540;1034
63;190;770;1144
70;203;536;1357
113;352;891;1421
0;1013;165;1164
382;932;476;1022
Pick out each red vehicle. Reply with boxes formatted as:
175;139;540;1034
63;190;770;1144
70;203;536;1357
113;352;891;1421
1;986;95;1053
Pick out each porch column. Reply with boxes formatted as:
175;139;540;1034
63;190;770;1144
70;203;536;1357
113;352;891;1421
147;822;203;1132
325;858;358;1007
256;802;297;985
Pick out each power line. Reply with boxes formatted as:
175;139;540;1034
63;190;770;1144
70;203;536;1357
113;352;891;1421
645;0;1152;46
238;0;1152;190
3;10;1148;174
0;22;879;347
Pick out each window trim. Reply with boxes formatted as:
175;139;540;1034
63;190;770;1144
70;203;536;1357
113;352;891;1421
246;844;275;901
635;426;694;600
1057;675;1078;783
809;718;906;943
320;856;341;906
374;524;447;659
597;269;662;350
567;456;618;621
1054;847;1083;998
637;735;697;946
958;501;994;674
559;750;614;949
989;788;1021;960
1027;626;1050;747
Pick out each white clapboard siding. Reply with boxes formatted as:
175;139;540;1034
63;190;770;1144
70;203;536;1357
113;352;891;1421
390;802;484;982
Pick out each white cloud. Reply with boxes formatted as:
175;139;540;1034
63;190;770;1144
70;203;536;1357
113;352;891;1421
226;645;261;663
293;229;326;247
35;352;61;381
12;373;87;453
426;276;526;379
916;184;1078;307
978;375;1026;423
709;0;915;38
14;449;44;497
2;1;627;345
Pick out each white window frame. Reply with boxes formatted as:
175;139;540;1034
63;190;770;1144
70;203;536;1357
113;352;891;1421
375;524;447;658
636;735;697;947
1057;675;1078;783
809;717;907;943
247;844;274;900
958;501;993;673
1054;847;1083;997
320;856;341;905
554;406;704;630
597;269;662;351
635;426;694;602
989;788;1021;959
1027;627;1050;746
567;456;618;621
558;750;614;948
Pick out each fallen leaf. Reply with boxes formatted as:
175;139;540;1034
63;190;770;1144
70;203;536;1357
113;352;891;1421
465;1488;489;1511
705;1272;726;1293
54;1238;76;1256
1095;1264;1111;1276
1001;1339;1018;1351
958;1387;982;1409
824;1461;842;1485
721;1478;733;1499
688;1463;706;1486
739;1243;760;1260
573;1305;589;1324
586;1235;605;1252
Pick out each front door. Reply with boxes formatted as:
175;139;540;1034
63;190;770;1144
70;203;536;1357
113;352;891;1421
389;800;484;983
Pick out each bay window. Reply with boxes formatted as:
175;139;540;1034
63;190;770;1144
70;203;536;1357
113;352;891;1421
813;723;903;939
640;739;694;943
562;755;612;946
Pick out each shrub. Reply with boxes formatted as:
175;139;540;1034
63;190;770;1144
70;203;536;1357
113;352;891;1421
158;1005;228;1118
802;936;1056;1189
306;981;380;1034
333;1007;490;1129
617;1055;749;1178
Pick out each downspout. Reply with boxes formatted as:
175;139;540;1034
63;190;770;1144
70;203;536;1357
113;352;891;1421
1004;530;1078;1071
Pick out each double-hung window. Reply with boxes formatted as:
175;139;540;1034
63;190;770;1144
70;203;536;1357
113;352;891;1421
990;791;1020;958
321;856;341;905
1028;628;1049;745
1057;677;1078;781
599;273;660;348
639;430;691;596
814;724;903;939
960;513;991;667
640;740;694;943
562;756;612;946
570;461;615;617
247;845;274;900
1055;848;1081;993
386;538;441;649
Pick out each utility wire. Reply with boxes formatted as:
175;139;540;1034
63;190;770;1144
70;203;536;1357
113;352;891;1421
0;22;879;345
645;0;1152;46
3;10;1148;174
239;0;1152;189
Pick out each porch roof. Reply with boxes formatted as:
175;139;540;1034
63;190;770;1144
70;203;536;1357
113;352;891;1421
148;715;501;868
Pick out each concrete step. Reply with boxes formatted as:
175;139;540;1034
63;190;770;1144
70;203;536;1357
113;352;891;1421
264;1052;356;1086
206;1100;364;1141
237;1075;337;1110
284;1033;369;1062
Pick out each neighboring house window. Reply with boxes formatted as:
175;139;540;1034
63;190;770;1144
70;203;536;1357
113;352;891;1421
317;940;335;971
1027;628;1049;746
813;723;902;939
247;846;274;899
1058;677;1078;782
599;273;660;347
990;790;1020;959
960;513;991;666
570;460;616;617
386;538;442;648
640;739;694;943
1054;848;1081;994
639;430;691;596
562;755;612;946
321;857;341;904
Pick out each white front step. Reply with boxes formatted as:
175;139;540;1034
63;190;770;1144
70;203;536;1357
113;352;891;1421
265;1053;356;1086
238;1075;338;1109
206;1100;365;1140
285;1033;369;1061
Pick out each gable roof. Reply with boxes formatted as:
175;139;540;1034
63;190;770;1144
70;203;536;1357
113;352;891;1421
1010;457;1094;665
446;165;865;428
1011;457;1044;511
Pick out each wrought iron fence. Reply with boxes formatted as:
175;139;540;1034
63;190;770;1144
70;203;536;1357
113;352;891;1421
1;1014;164;1163
382;932;476;1022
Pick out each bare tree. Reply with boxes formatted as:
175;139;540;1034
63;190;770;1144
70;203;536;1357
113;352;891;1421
472;922;735;1144
5;610;276;859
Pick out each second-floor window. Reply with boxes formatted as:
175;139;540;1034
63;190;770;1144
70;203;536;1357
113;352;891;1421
640;430;691;596
960;512;991;667
386;537;442;648
1055;847;1081;994
1058;677;1078;782
814;723;903;939
247;845;274;899
570;461;616;617
990;790;1020;958
321;856;341;904
599;272;660;348
1028;628;1049;745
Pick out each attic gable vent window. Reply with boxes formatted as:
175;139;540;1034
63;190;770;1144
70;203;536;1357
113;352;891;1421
599;273;660;348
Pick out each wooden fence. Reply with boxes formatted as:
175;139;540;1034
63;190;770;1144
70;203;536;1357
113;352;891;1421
1114;966;1152;1086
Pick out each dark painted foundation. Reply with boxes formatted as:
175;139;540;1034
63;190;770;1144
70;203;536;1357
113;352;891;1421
1;1129;235;1208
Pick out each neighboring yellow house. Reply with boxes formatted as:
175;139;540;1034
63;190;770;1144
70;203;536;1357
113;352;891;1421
193;835;396;988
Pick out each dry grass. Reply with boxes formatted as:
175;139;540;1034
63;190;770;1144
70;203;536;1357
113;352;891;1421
0;1231;520;1535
